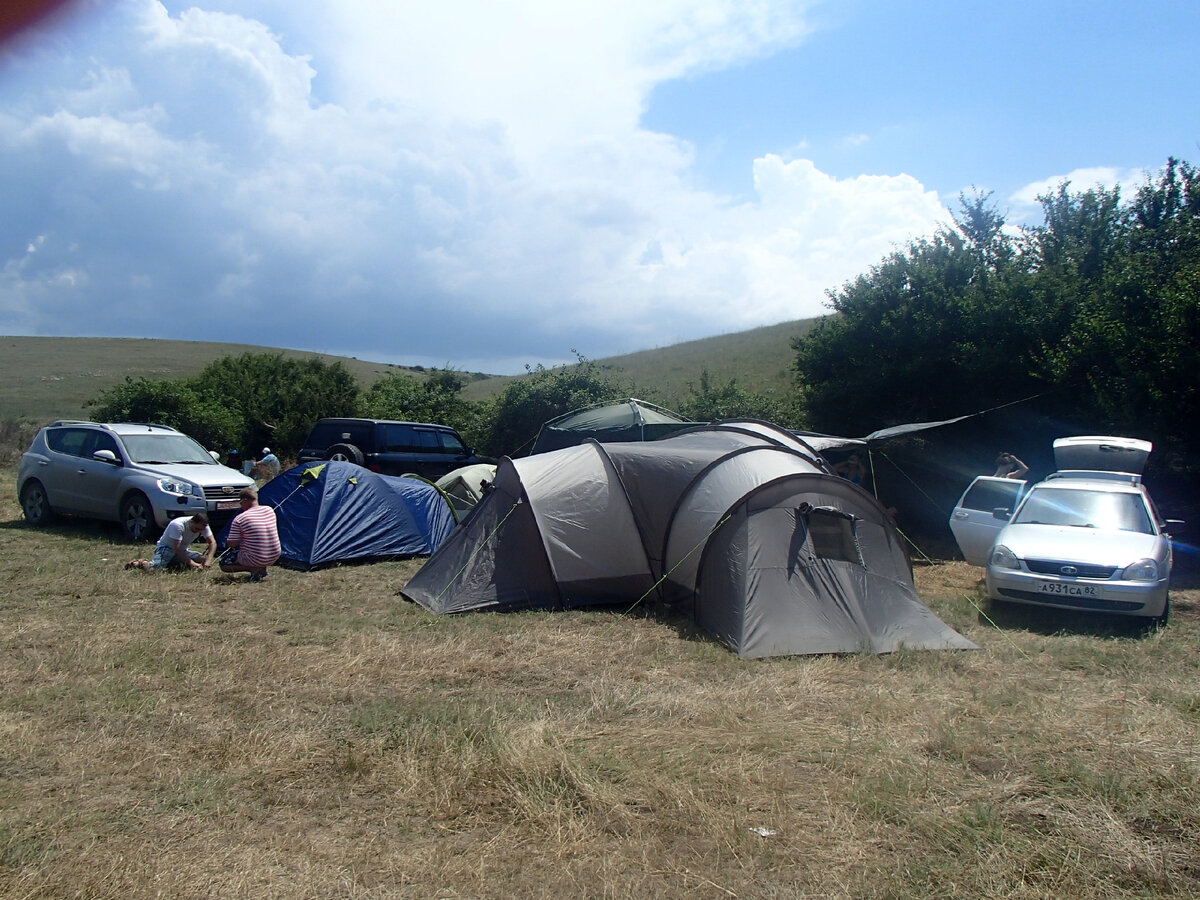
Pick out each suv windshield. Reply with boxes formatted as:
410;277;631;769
1013;487;1153;534
120;433;216;465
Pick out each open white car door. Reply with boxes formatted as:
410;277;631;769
949;475;1027;567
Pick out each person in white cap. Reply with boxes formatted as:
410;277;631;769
252;446;281;481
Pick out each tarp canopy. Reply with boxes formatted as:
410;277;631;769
530;398;703;455
403;421;976;658
242;461;456;570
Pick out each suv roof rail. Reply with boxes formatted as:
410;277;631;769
1045;469;1142;485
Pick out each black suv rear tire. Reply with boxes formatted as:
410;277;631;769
328;443;365;466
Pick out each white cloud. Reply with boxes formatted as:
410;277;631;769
1009;165;1149;216
0;0;953;373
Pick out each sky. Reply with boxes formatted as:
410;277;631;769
1;1;1196;375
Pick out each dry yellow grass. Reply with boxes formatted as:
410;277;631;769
1;466;1197;898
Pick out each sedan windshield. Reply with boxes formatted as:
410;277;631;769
120;434;216;465
1012;487;1153;534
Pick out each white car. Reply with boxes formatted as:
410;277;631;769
950;436;1181;624
18;420;254;541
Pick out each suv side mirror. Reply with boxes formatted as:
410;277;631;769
92;449;120;465
992;507;1012;521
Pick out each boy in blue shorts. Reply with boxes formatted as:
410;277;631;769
125;513;217;571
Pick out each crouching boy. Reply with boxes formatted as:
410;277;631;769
126;513;216;571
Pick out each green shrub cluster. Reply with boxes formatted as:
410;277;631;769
794;158;1199;460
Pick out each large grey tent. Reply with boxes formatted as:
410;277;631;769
529;398;703;455
403;421;976;658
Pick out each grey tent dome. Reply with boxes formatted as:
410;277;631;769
403;421;975;659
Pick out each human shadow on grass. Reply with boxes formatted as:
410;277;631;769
1;515;127;543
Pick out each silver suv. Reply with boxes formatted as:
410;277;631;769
18;421;254;541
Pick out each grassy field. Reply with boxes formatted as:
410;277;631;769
0;324;815;423
2;462;1198;899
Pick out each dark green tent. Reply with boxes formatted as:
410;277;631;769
530;398;703;455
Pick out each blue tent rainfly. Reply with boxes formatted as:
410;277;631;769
236;461;456;570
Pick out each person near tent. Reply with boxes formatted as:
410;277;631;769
226;448;243;472
252;447;281;481
833;453;867;485
125;512;216;571
219;486;281;582
993;451;1029;479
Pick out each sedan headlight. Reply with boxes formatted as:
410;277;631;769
990;544;1020;570
158;478;201;498
1121;558;1159;581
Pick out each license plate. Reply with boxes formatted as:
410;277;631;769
216;500;241;510
1039;582;1098;597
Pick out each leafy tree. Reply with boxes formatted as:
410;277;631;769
361;368;468;425
794;196;1045;435
678;370;802;427
484;354;631;457
89;377;241;451
1042;159;1200;449
359;367;490;452
189;353;359;455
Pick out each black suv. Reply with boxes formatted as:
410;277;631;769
297;418;491;479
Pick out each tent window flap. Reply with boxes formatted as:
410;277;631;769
802;506;863;566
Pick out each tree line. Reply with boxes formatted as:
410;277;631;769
794;157;1198;463
89;157;1197;471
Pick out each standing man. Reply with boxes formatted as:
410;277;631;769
220;486;281;582
253;447;281;481
126;513;216;571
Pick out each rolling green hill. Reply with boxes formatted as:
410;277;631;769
1;320;820;423
0;336;479;422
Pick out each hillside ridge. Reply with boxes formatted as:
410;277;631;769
1;320;819;422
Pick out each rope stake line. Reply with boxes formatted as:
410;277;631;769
624;512;733;615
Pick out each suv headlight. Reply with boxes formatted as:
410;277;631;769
1121;558;1159;581
158;478;201;498
990;544;1020;570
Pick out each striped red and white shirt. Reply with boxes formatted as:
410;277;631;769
228;504;281;568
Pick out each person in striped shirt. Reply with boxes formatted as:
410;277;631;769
219;486;281;582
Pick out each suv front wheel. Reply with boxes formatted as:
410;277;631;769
328;443;365;466
120;492;158;542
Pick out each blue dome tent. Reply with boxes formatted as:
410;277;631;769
231;461;456;570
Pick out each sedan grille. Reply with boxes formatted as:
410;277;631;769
1025;559;1118;579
